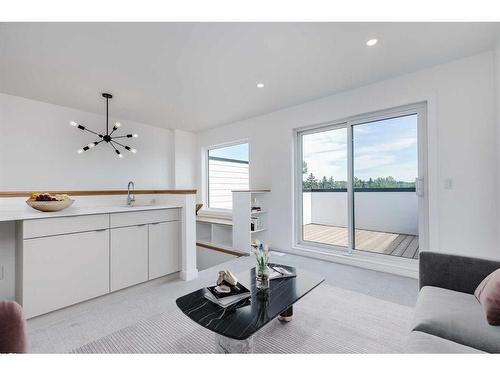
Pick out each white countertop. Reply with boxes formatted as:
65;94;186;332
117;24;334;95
0;204;182;222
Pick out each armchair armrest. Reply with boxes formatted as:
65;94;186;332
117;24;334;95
419;251;500;295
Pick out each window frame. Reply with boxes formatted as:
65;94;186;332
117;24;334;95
294;103;428;263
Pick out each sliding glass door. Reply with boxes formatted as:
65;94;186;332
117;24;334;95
297;104;426;261
352;114;419;259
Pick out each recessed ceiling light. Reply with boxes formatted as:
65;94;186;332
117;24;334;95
366;38;378;47
256;82;265;88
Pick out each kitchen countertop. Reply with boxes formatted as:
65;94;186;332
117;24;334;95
0;204;182;222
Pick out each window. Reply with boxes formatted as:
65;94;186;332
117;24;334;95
208;142;249;210
296;103;427;260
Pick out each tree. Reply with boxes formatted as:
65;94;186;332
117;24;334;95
303;173;318;189
302;161;308;175
321;176;328;189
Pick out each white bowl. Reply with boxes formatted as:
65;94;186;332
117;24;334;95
26;199;74;212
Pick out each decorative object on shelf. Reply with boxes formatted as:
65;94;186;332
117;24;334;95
69;93;138;158
252;239;270;290
251;197;261;212
26;193;74;212
195;203;203;215
251;215;262;231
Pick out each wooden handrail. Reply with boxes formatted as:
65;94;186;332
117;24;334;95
0;189;196;198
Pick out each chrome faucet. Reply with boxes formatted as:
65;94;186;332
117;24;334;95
127;181;135;205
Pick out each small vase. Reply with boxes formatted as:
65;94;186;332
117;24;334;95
256;265;270;290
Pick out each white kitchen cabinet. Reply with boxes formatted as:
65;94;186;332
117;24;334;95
15;207;184;318
20;229;109;318
110;224;149;291
148;221;180;279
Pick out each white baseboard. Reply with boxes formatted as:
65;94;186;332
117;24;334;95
286;246;418;279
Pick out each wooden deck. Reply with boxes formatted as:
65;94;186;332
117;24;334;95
303;223;419;259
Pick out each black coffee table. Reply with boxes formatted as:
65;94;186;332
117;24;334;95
176;264;324;353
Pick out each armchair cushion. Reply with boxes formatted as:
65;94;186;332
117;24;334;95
475;268;500;325
413;286;500;353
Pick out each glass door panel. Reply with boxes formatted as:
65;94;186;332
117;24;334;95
301;126;348;248
352;114;419;259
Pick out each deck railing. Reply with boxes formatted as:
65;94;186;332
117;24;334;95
303;188;418;235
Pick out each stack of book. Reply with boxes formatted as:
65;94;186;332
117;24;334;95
204;282;251;308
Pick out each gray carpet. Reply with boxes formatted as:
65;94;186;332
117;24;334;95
73;283;413;353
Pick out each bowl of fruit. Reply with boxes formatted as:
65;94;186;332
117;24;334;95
26;193;74;212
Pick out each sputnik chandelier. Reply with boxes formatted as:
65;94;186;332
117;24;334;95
70;93;138;158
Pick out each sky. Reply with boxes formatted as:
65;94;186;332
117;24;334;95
209;142;248;161
303;114;418;182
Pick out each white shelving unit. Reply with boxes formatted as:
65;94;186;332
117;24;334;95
232;189;271;254
196;216;233;251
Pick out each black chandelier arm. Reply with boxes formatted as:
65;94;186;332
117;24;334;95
110;141;119;151
79;139;104;152
110;139;128;149
109;141;122;156
110;134;135;139
81;127;102;137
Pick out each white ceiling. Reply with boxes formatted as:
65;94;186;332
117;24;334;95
1;23;499;132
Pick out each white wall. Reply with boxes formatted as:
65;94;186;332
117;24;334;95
0;93;174;190
196;52;499;260
173;129;197;189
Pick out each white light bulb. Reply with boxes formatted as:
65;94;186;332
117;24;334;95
366;38;378;47
132;133;138;138
77;149;84;154
131;148;137;153
88;143;95;148
115;122;121;128
257;82;265;88
70;121;78;127
118;153;123;158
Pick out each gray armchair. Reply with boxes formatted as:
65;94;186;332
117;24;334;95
419;251;500;294
409;251;500;353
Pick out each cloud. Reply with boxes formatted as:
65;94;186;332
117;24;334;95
355;137;416;155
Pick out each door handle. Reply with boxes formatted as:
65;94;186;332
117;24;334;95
415;177;424;197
